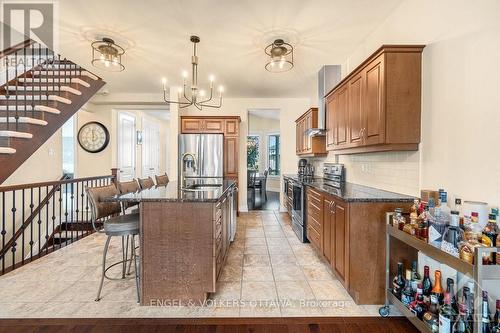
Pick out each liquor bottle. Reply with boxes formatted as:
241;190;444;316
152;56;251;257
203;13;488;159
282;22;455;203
440;292;457;333
431;270;445;305
493;300;500;333
402;269;415;306
453;307;473;333
441;211;465;257
482;291;493;333
422;265;433;303
429;196;447;248
464;287;475;333
393;262;406;300
424;295;440;332
411;291;428;320
410;261;422;293
469;211;483;241
393;208;404;229
447;278;459;314
482;214;499;265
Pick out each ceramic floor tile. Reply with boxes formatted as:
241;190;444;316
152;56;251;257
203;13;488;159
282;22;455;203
244;245;269;255
244;237;267;246
243;254;271;267
275;280;315;301
301;264;335;280
209;282;242;300
241;282;278;301
272;265;306;281
270;254;298;267
309;280;353;301
243;266;274;282
218;264;243;282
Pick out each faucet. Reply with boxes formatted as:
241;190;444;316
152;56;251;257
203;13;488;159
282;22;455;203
181;152;197;188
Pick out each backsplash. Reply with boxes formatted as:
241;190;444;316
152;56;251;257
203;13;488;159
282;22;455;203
310;151;420;196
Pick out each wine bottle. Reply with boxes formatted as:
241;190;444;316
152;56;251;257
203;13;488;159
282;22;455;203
431;270;444;305
393;262;406;300
411;291;428;320
422;265;433;303
439;292;457;333
411;261;422;293
402;269;415;306
424;295;440;332
483;291;492;333
447;278;459;314
493;300;500;333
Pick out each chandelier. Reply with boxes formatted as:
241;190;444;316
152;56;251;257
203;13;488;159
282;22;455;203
91;37;125;72
162;35;223;110
265;39;294;73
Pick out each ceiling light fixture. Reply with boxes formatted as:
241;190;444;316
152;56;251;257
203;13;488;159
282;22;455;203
265;39;294;73
91;37;125;72
162;35;223;110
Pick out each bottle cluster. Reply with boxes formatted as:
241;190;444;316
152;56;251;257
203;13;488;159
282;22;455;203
392;262;499;333
392;189;500;265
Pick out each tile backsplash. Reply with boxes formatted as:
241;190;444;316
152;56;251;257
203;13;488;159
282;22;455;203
310;151;420;196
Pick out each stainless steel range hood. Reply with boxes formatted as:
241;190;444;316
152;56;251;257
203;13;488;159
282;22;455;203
307;65;341;137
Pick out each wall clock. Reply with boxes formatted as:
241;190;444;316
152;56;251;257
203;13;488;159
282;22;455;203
77;121;110;153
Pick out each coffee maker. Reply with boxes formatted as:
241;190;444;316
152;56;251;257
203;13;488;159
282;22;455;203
298;159;307;176
298;159;314;180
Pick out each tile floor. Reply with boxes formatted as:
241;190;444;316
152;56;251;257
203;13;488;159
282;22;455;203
0;211;385;318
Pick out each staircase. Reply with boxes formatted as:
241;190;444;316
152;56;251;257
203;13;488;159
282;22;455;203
0;39;106;184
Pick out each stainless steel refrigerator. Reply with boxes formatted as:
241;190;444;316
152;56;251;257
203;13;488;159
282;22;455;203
178;134;224;186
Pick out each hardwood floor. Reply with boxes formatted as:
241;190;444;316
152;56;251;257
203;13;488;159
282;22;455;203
247;190;281;211
0;317;419;333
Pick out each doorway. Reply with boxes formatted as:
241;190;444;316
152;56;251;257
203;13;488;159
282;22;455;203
117;112;136;181
247;109;281;211
141;117;160;178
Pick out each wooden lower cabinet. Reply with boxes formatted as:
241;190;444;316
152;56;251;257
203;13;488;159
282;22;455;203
305;185;412;304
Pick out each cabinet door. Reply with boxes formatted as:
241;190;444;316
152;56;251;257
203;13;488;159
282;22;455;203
204;119;224;133
322;197;333;264
225;119;239;136
326;93;336;149
181;118;203;133
364;55;385;146
348;73;364;147
306;113;312;152
295;121;300;154
224;136;238;177
333;200;348;284
334;84;349;147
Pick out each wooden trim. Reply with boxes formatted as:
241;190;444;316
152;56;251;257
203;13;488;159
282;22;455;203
180;116;241;121
331;143;418;155
324;45;425;98
295;107;317;123
0;174;113;192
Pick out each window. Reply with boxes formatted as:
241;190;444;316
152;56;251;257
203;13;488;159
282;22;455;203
62;116;75;178
247;135;260;171
268;134;280;176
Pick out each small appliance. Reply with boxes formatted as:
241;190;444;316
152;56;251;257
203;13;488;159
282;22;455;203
322;163;346;195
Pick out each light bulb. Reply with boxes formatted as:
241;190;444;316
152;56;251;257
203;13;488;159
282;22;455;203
182;70;188;78
209;75;215;82
100;54;105;60
177;87;182;94
218;85;224;93
104;60;110;67
161;78;167;91
199;90;206;97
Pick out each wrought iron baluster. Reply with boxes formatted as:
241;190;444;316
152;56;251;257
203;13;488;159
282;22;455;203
80;180;84;238
29;188;34;262
51;184;56;251
1;192;6;274
75;182;79;240
70;183;74;243
58;55;61;98
58;182;62;249
85;180;90;236
5;51;10;130
37;187;41;257
11;190;16;270
64;183;69;247
45;186;49;255
21;189;25;265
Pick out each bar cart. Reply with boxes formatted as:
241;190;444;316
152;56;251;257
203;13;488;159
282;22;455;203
379;212;500;333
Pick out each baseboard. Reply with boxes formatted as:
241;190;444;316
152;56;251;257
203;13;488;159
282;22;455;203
239;204;249;212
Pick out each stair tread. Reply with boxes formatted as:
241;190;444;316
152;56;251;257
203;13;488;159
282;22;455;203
0;117;48;125
0;130;33;138
0;147;16;154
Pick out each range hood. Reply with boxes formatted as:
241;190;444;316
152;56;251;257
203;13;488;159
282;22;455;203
307;65;341;137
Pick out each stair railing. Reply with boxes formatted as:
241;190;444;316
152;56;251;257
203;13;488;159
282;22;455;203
0;169;118;276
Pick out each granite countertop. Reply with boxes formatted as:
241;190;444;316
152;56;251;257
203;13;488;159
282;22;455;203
105;180;236;203
283;174;415;203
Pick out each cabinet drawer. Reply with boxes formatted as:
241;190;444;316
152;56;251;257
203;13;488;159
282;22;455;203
307;213;322;233
307;225;321;249
307;203;322;223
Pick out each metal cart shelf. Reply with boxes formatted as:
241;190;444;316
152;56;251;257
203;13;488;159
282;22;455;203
380;212;500;333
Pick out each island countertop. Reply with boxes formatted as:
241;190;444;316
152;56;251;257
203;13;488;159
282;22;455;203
283;174;415;202
106;180;236;203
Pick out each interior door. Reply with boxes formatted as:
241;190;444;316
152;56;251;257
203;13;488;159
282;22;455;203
118;112;136;181
142;118;160;178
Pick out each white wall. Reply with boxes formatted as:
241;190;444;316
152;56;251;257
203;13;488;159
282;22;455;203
315;0;500;207
174;96;310;211
248;113;281;192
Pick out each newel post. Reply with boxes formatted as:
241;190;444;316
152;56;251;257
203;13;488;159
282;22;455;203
111;168;119;186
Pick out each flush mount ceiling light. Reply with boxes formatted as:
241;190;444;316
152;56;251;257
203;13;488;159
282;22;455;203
91;37;125;72
265;38;294;73
162;35;223;110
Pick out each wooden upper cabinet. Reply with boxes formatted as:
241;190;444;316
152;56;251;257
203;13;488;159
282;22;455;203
363;55;385;146
325;45;424;154
295;108;327;157
181;118;204;133
204;119;224;133
225;119;239;136
348;72;364;147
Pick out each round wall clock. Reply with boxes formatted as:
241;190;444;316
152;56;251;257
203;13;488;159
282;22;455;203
77;121;110;153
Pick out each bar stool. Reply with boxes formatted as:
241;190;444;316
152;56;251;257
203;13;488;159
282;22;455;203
86;184;140;303
138;177;155;189
155;173;169;186
117;179;140;214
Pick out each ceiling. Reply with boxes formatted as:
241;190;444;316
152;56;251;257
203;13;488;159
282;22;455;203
58;0;402;98
248;109;280;120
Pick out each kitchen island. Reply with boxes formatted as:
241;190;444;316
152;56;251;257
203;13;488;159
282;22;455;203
109;180;237;306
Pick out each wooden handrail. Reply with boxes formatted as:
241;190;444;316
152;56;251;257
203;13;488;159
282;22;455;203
0;39;36;59
0;174;114;192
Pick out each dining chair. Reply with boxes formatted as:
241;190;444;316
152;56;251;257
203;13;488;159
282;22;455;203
86;184;140;303
138;177;155;189
155;173;169;186
254;170;268;201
